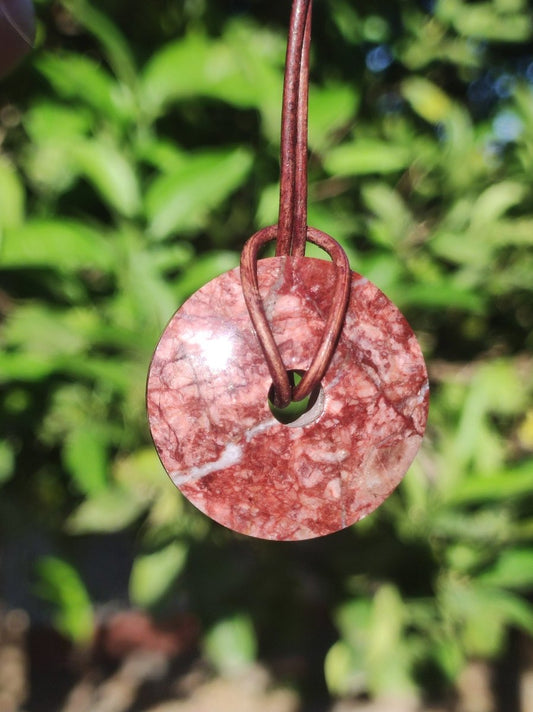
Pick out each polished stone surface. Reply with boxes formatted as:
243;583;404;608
147;257;429;541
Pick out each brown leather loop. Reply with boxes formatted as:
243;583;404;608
240;226;351;408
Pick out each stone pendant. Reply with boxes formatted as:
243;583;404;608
147;257;429;541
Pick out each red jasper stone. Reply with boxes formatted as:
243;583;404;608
147;257;429;541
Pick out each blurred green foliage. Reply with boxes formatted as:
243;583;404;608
1;0;533;705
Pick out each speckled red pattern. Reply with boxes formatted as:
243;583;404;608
147;257;429;541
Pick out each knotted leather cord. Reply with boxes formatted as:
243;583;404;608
240;0;351;408
241;226;351;407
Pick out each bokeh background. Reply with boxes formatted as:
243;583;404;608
2;1;533;711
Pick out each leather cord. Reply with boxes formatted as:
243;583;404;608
276;0;312;257
240;0;351;409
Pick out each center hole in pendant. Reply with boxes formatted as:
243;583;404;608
268;370;325;427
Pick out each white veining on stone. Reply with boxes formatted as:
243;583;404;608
170;442;243;486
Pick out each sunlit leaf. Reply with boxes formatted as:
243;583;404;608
25;102;92;143
173;251;239;301
368;586;416;696
142;21;283;134
63;424;109;496
395;282;484;311
0;353;56;383
0;220;113;271
0;159;24;230
129;541;188;608
204;614;257;675
0;441;15;485
141;33;253;116
324;139;411;175
335;598;372;648
35;557;93;643
479;549;533;590
62;0;138;88
469;181;525;229
442;577;533;657
2;305;96;357
447;461;533;503
402;77;453;124
146;148;252;240
325;640;366;697
308;84;359;150
37;54;130;121
66;487;148;534
114;448;168;494
437;0;532;42
362;182;412;245
71;139;141;217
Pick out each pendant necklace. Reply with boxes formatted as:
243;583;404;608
146;0;429;541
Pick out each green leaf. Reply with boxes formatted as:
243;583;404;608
151;243;194;273
204;614;257;675
2;305;95;357
0;353;56;383
324;139;411;175
0;441;15;485
141;33;251;116
494;589;533;634
432;635;465;682
63;425;109;496
368;586;405;664
442;578;533;657
0;220;113;271
35;557;93;643
395;282;485;312
173;251;239;301
114;448;168;494
362;182;412;245
62;0;138;88
402;77;453;124
332;1;363;43
308;84;359;150
432;509;511;543
479;550;533;590
0;159;24;230
141;24;283;125
63;357;138;393
469;181;526;229
66;487;148;534
129;541;188;608
447;461;533;504
255;183;280;227
135;138;188;173
221;21;285;141
325;640;366;697
367;586;417;696
146;148;253;240
489;219;533;248
430;230;489;266
450;361;525;472
476;360;526;415
71;139;141;217
104;229;180;332
37;54;130;121
437;0;532;42
24;102;92;142
335;598;373;651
